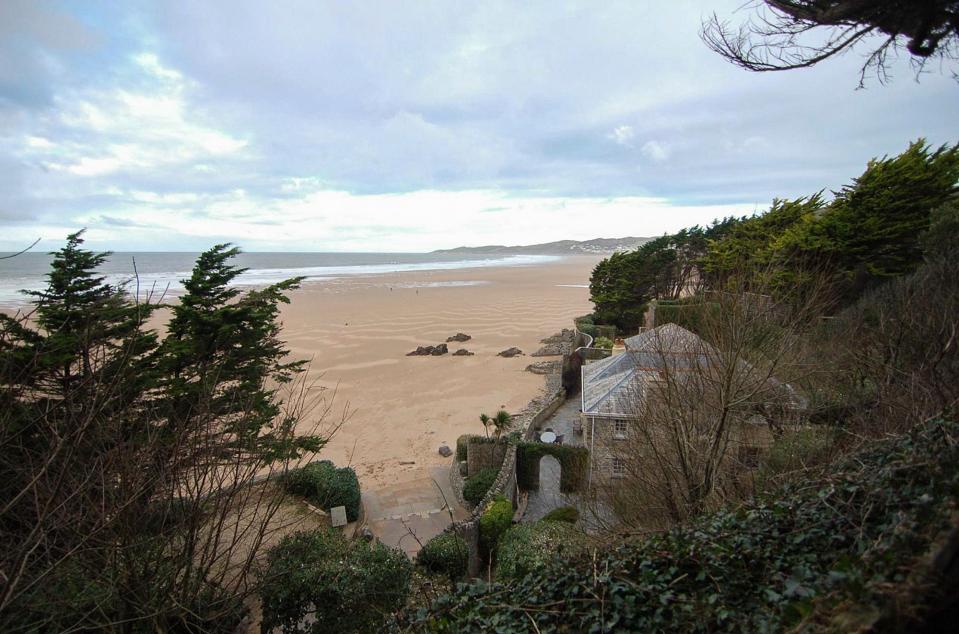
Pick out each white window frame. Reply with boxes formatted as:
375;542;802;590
612;456;626;478
613;418;628;439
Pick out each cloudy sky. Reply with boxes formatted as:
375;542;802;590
1;1;956;252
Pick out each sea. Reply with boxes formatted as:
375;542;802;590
0;251;559;307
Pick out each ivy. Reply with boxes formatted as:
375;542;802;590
412;417;959;632
516;443;589;493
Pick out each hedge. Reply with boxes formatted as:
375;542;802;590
462;467;497;506
455;434;481;462
413;417;959;632
261;528;411;633
516;443;589;493
654;299;720;335
417;532;468;580
541;506;579;524
283;460;361;522
495;521;587;582
478;496;513;556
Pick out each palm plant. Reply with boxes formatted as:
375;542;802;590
491;410;512;440
479;413;491;438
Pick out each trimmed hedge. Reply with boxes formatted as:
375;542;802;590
414;417;959;632
541;506;579;524
462;467;497;506
516;443;589;493
417;532;468;580
261;528;411;633
593;336;614;350
479;496;513;555
283;460;361;522
496;520;587;582
654;299;720;335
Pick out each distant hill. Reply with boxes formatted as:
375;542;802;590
432;237;652;256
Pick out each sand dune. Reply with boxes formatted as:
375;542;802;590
278;255;599;489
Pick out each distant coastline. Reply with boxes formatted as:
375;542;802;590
431;236;652;256
0;251;570;307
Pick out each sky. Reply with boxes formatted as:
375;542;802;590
1;1;957;252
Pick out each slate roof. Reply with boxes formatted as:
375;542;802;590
582;323;709;416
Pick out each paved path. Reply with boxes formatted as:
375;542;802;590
536;395;585;447
362;465;469;558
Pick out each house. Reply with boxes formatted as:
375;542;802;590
579;323;793;485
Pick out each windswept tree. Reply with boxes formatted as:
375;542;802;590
0;235;334;631
702;0;959;85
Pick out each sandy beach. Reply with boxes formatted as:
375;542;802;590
279;255;599;491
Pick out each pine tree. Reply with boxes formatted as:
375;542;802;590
160;243;323;462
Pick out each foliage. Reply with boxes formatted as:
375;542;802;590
284;460;362;522
774;140;959;301
653;297;722;334
414;417;959;632
574;314;599;338
541;506;579;524
261;529;411;634
516;443;589;493
593;336;614;350
416;532;468;581
455;434;480;462
754;426;838;494
921;199;959;260
0;235;325;630
463;467;498;505
478;496;513;555
590;221;736;332
159;243;324;461
496;520;587;582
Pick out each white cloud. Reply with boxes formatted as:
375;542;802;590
641;140;669;162
608;125;635;146
54;184;757;252
21;52;247;178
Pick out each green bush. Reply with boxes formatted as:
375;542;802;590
261;529;411;634
455;434;480;462
593;336;614;350
415;417;959;632
541;506;579;524
416;532;468;580
462;467;497;505
516;443;589;493
496;521;587;582
479;496;513;555
283;460;361;521
755;427;837;492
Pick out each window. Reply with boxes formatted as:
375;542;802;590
612;456;626;478
613;418;628;439
739;446;761;469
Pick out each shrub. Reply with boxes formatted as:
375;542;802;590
416;532;468;580
283;460;361;521
593;336;614;350
516;443;589;493
479;496;513;555
261;529;411;634
462;467;497;505
496;520;587;582
754;427;838;493
541;506;579;524
415;417;959;632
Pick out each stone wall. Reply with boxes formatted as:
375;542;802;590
466;439;508;477
471;386;566;516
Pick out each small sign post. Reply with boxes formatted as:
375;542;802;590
330;505;348;527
